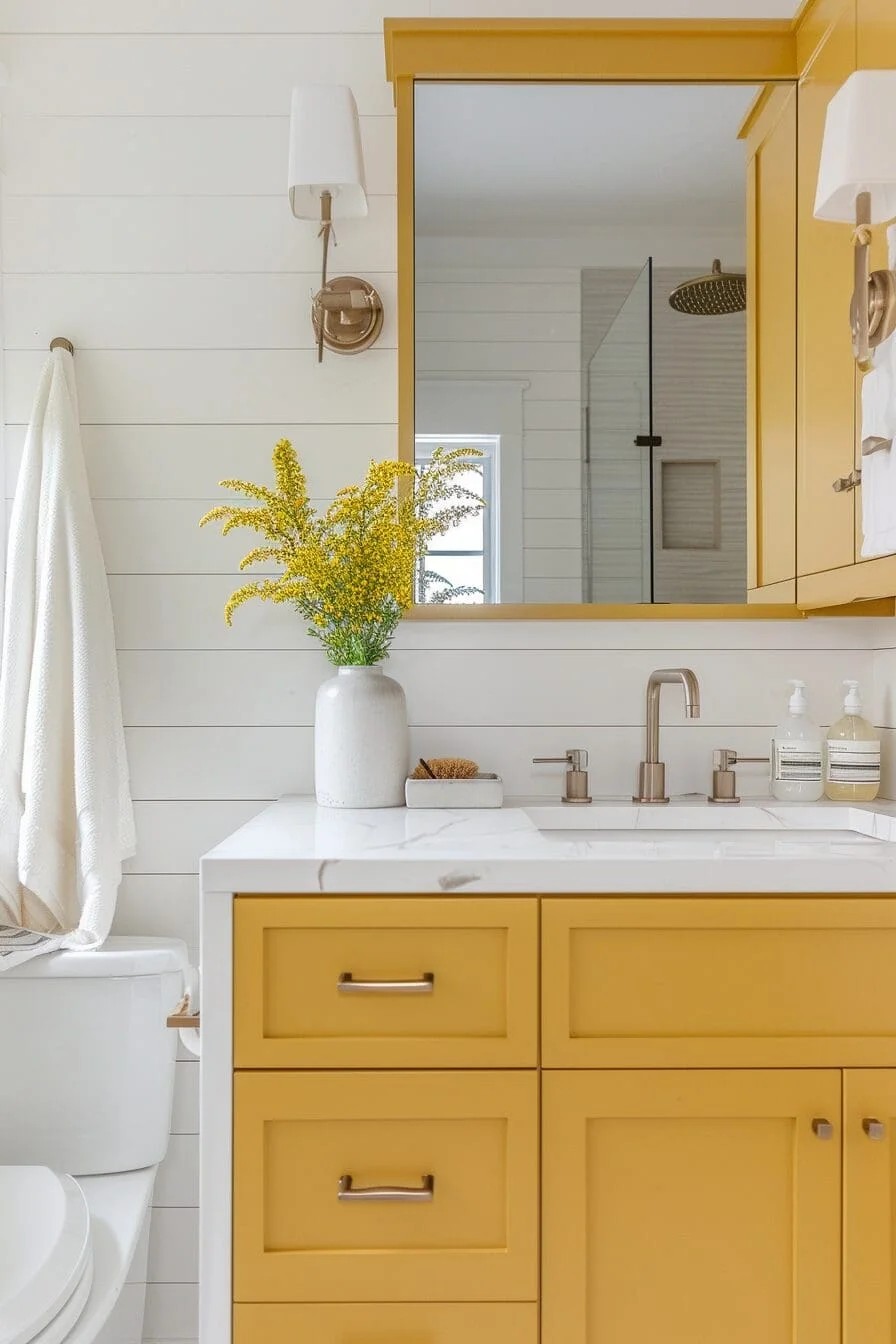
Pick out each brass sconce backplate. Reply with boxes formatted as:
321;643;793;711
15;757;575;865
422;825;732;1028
312;276;384;355
851;266;896;367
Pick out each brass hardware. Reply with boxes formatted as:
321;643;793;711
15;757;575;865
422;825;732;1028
863;1117;886;1140
635;669;701;803
49;337;74;355
338;1173;435;1202
708;747;770;804
532;749;592;804
166;993;200;1030
812;1117;834;1139
312;275;384;357
306;189;383;361
850;192;896;370
337;971;435;995
832;468;862;493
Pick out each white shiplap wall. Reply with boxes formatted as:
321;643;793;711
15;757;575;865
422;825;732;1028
0;3;882;1343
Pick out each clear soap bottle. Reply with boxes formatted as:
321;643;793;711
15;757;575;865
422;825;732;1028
824;680;880;802
770;680;824;802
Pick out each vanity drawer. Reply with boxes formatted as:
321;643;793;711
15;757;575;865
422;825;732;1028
542;897;896;1068
233;1070;538;1303
233;1303;538;1344
233;896;537;1068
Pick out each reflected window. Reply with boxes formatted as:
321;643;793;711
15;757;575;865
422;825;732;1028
414;434;498;604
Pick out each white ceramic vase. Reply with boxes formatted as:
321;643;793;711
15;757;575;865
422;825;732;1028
314;665;409;808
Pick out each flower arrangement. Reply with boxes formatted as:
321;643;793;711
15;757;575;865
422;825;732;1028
200;438;483;667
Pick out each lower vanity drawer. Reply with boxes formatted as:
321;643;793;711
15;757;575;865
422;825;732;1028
233;1070;538;1303
233;1303;538;1344
542;897;896;1067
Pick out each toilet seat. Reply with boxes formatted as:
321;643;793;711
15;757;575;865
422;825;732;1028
0;1167;92;1344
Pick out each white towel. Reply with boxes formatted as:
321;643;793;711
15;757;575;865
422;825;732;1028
861;224;896;558
0;348;135;965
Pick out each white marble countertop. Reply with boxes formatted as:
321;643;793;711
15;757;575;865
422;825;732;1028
200;795;896;894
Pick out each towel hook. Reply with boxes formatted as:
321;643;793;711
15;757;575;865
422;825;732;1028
49;337;73;355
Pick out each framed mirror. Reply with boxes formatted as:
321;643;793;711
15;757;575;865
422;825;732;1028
386;20;803;618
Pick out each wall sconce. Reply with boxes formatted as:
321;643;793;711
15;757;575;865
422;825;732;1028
814;70;896;371
288;84;384;362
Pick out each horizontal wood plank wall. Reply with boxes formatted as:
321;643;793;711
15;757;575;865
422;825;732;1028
0;3;886;1343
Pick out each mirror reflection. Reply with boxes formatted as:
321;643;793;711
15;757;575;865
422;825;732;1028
414;82;774;605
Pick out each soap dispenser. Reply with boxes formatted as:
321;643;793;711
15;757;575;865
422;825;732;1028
770;680;823;801
824;680;880;801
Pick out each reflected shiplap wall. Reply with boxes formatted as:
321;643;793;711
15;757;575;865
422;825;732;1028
0;2;888;1343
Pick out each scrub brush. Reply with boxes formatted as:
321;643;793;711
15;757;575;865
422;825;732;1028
411;757;479;780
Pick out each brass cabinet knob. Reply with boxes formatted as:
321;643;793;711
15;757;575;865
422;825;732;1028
863;1117;886;1140
812;1117;834;1139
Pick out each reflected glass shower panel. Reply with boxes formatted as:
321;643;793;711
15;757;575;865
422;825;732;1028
583;262;652;603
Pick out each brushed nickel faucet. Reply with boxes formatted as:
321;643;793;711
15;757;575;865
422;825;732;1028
635;668;701;803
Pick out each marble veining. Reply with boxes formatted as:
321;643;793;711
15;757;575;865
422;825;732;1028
200;795;896;895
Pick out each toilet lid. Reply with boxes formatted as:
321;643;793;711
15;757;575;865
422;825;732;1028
0;1167;92;1344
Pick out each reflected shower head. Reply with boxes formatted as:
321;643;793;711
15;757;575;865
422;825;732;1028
668;259;746;316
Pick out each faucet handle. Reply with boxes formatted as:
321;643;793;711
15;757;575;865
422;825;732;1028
532;749;592;804
709;748;770;803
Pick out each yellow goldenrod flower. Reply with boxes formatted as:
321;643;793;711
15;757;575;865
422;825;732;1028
199;439;484;666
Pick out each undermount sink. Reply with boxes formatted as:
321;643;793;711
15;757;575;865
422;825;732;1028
522;802;891;841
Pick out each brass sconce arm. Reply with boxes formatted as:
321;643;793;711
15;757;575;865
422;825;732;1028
851;191;896;372
310;188;384;363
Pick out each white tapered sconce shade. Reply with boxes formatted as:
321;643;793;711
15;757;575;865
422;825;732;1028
288;84;369;220
814;70;896;370
287;84;382;361
814;70;896;223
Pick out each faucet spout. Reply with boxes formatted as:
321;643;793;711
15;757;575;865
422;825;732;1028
637;667;702;802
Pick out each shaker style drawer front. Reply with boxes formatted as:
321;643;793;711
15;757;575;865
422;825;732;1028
542;897;896;1068
233;1302;538;1344
234;896;538;1068
233;1070;538;1303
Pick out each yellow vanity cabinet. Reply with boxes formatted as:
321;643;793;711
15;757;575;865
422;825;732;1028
542;1068;842;1344
230;892;896;1344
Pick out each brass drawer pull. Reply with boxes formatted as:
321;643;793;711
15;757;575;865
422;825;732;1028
337;1173;435;1202
863;1117;886;1140
337;972;435;995
812;1117;834;1139
832;468;862;493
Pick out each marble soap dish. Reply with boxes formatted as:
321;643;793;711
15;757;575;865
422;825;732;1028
405;773;504;808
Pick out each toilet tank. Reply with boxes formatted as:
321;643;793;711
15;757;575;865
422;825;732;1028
0;937;188;1175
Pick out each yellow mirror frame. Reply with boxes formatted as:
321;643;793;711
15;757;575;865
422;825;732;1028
385;16;811;621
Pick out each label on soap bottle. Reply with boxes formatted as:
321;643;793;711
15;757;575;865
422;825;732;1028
772;740;822;782
825;739;881;784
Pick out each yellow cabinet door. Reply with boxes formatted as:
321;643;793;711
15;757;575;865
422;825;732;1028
844;1069;896;1344
854;0;896;562
746;84;797;596
543;1069;841;1344
796;0;857;578
233;1070;538;1304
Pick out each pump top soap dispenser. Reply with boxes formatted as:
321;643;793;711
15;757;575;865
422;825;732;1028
824;681;880;801
770;680;823;802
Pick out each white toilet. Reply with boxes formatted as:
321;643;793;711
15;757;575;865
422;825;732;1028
0;937;189;1344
